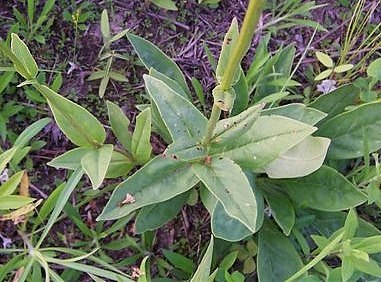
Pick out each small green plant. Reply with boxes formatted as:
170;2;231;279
87;10;129;98
314;51;354;81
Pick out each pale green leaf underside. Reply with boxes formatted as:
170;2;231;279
264;136;330;178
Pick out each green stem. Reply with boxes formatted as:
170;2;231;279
220;0;266;91
285;232;344;282
203;0;266;145
202;104;221;145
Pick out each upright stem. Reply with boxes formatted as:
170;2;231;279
203;104;222;145
203;0;266;145
220;0;266;91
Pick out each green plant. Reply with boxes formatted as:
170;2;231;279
87;9;129;98
11;0;56;44
338;0;381;79
3;0;381;281
0;33;153;280
314;51;354;81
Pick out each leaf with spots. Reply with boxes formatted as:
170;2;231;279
192;157;258;233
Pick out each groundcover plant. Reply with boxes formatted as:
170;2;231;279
1;0;381;281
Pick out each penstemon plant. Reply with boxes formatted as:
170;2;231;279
3;0;381;280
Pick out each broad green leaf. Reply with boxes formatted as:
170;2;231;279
149;68;189;100
315;69;333;81
0;170;24;197
135;191;189;233
352;257;381;278
192;157;258;232
207;171;264;241
0;195;35;210
127;33;189;94
212;103;264;144
97;156;199;221
35;84;106;147
316;51;334;68
367;58;381;80
257;220;304;282
144;75;207;143
211;202;252;242
259;181;295;236
106;101;132;151
48;147;93;170
105;151;134;178
342;256;354;282
334;64;353;73
131;108;152;164
190;236;214;282
216;18;240;84
11;33;38;79
0;40;30;80
0;147;17;173
81;144;113;189
163;250;195;274
308;84;359;125
278;165;367;211
100;10;111;42
262;103;327;125
150;0;178;11
14;117;51;148
352;236;381;254
318;101;381;159
209;116;316;170
264;136;330;178
343;208;358;240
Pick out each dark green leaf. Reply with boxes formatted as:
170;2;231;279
127;33;189;95
257;220;304;282
318;101;381;159
278;166;367;211
35;84;106;147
